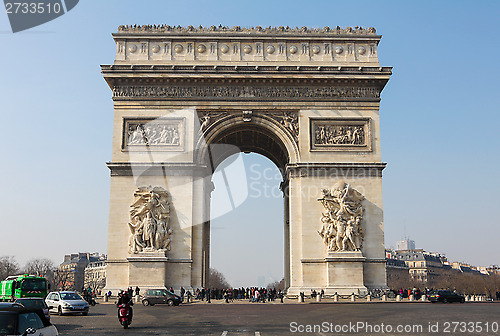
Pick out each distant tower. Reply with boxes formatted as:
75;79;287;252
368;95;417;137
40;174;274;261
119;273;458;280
258;276;266;288
396;237;415;251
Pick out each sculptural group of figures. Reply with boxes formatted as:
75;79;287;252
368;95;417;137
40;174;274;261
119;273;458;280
128;186;173;254
318;182;364;252
127;123;180;146
315;125;364;145
277;112;299;138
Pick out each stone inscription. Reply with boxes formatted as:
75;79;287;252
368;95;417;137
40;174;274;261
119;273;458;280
318;181;364;252
113;85;380;100
123;119;182;149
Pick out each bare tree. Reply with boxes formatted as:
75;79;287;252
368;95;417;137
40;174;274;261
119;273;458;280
429;269;500;297
387;268;412;290
23;258;55;277
0;256;20;281
84;269;106;293
209;268;231;289
23;258;56;290
84;275;106;294
266;278;285;291
53;269;74;291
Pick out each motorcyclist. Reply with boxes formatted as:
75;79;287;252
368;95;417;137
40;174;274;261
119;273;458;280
117;290;133;321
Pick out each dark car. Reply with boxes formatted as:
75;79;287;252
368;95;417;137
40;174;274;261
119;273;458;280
141;289;182;306
0;302;58;335
428;290;465;303
14;298;50;321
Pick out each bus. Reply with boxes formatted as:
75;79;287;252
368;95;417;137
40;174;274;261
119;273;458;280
0;274;48;301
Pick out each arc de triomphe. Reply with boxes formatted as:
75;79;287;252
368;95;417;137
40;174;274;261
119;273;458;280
101;25;391;295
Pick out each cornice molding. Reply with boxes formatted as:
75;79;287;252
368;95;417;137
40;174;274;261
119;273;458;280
106;162;210;176
286;162;387;178
115;25;379;37
102;64;392;75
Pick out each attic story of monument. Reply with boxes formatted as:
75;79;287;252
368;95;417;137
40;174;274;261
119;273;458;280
102;25;391;295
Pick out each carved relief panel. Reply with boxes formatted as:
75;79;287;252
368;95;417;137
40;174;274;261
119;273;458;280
197;110;299;143
122;118;185;151
310;118;371;151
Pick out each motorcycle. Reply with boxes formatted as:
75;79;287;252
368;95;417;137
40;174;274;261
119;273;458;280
118;303;132;329
86;296;97;306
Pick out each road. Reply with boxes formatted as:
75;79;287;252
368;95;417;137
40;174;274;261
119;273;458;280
50;301;500;335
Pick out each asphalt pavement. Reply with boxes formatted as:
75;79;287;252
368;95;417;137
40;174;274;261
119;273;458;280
50;300;500;335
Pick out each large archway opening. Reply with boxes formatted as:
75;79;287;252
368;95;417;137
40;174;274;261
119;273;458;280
210;152;284;288
199;117;297;290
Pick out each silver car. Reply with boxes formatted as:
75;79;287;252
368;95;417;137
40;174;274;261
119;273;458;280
45;292;89;316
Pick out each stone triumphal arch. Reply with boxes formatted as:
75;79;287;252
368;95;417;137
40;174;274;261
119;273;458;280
102;25;391;295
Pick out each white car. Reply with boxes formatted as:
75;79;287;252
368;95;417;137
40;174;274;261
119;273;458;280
0;302;58;336
45;291;89;316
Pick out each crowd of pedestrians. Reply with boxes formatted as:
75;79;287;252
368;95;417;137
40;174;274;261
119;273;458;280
392;287;425;300
176;287;286;303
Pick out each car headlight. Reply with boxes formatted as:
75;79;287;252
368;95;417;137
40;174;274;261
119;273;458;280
62;302;71;307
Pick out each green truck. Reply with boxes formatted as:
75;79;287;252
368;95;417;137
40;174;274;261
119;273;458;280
0;274;47;301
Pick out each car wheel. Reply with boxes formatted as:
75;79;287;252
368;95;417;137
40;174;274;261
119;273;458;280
58;306;64;316
142;299;150;306
443;298;448;303
167;299;174;306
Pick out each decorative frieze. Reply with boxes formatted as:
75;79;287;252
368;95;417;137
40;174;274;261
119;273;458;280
122;118;184;151
117;25;377;35
113;85;380;101
114;26;379;65
310;118;371;151
119;41;377;64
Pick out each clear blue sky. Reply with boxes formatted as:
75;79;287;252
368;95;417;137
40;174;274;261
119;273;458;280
1;1;499;286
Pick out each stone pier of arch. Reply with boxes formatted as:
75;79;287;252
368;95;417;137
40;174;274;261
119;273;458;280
102;25;392;296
